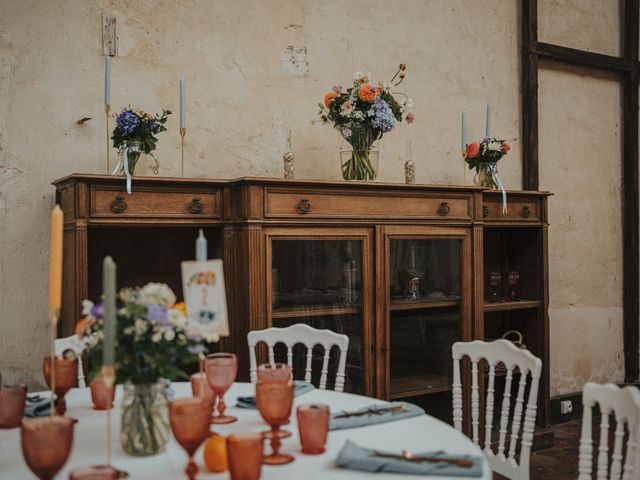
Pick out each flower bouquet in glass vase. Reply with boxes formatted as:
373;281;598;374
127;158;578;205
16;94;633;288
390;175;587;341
77;283;218;457
111;108;170;193
463;137;510;190
318;65;414;181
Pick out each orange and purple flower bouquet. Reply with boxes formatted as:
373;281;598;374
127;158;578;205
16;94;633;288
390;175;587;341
318;65;413;181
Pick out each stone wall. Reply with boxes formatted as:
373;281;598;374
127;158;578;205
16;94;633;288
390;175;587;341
0;0;628;396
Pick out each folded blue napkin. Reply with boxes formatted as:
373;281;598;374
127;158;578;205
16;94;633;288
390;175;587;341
336;440;484;477
236;381;315;409
329;401;424;431
24;395;55;417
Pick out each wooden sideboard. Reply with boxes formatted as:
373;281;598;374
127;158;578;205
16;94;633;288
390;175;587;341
53;173;551;431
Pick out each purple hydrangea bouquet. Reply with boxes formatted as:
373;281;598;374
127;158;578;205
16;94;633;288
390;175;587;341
111;108;170;191
318;65;413;181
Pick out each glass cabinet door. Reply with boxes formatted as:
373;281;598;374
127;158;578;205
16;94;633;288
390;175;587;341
268;230;372;395
385;232;469;404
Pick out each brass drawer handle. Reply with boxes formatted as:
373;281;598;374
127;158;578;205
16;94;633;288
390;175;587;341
437;202;450;216
297;199;311;214
482;205;489;218
188;197;204;214
522;206;530;218
110;195;128;214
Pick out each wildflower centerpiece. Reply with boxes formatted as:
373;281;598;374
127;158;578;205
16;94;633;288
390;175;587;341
318;65;414;181
77;282;216;457
463;137;510;190
111;108;170;193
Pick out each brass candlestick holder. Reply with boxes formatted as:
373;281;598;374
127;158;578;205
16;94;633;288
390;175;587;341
105;104;111;174
180;127;186;177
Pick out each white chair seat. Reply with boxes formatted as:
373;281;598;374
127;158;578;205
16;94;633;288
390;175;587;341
452;339;542;480
247;323;349;392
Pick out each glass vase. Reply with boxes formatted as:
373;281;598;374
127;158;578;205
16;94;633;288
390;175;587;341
120;381;170;456
339;128;379;181
120;139;143;176
473;162;500;190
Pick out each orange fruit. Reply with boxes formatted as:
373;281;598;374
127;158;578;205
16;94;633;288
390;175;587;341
204;433;228;473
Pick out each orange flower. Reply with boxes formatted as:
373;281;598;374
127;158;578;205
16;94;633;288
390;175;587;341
501;142;510;153
324;91;338;108
466;142;480;158
358;83;379;103
174;302;187;315
75;317;94;338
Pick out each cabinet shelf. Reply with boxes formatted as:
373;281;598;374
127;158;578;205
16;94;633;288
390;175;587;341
483;299;540;312
390;373;452;399
390;299;459;311
271;306;359;319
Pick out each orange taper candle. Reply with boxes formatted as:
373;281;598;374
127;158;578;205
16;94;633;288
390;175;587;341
49;205;64;318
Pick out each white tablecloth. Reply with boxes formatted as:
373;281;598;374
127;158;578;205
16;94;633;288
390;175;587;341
0;383;490;479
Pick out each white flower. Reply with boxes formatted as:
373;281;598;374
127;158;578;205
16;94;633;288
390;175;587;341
352;111;364;121
164;329;176;341
202;332;220;343
340;102;354;117
487;142;502;151
169;309;187;329
404;98;414;111
152;331;163;343
81;300;94;316
138;283;176;307
135;318;148;336
123;326;135;335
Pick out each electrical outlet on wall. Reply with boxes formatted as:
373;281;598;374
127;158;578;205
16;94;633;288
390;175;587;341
560;399;573;415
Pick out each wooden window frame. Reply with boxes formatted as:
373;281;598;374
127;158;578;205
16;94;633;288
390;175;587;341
521;0;639;381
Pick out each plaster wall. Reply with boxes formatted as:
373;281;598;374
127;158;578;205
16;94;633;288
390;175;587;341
539;64;624;395
0;0;628;397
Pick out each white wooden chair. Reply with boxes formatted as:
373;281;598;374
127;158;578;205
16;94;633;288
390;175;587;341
578;383;640;480
55;334;87;387
452;339;542;480
247;324;349;392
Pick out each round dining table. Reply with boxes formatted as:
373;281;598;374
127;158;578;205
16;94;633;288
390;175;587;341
0;382;491;479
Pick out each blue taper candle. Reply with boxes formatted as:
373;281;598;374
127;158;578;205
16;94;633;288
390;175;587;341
103;256;116;366
104;55;111;105
485;104;491;138
461;111;467;152
196;229;207;262
180;78;186;129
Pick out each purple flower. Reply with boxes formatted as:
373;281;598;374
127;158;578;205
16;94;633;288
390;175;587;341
91;302;104;319
116;110;140;136
188;344;205;355
371;97;395;133
147;305;169;325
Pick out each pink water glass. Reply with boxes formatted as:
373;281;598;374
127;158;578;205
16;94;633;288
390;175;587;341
0;384;27;429
257;363;292;383
296;404;330;454
190;373;214;400
227;433;263;480
204;353;238;424
258;363;293;440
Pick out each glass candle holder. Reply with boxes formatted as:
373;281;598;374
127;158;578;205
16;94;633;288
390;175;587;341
227;433;263;480
90;374;115;411
21;416;75;480
190;372;214;401
296;404;330;454
488;272;502;303
0;384;27;429
69;465;120;479
508;271;520;300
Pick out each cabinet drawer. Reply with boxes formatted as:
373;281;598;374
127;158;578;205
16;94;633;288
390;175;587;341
265;188;471;220
91;187;222;219
483;197;540;223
